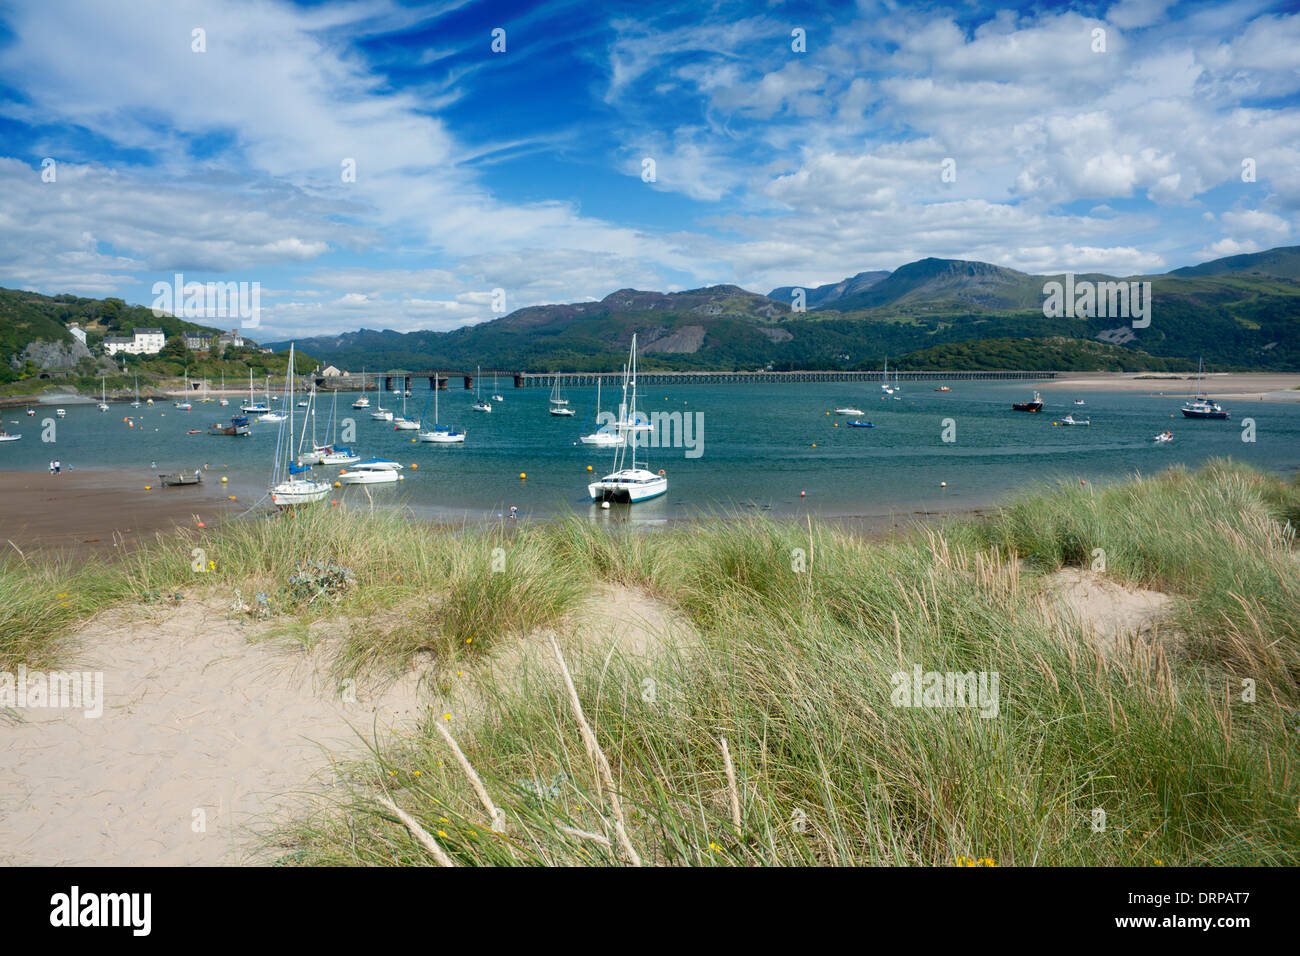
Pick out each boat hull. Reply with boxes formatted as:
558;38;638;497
588;473;668;504
1181;408;1229;419
271;480;331;506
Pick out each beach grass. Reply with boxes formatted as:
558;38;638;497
4;460;1299;865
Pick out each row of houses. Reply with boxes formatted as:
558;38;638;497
87;325;261;357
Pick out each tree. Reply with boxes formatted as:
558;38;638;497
161;335;189;362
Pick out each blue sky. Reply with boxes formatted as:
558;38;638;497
0;0;1297;339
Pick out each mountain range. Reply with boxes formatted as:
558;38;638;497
266;245;1300;372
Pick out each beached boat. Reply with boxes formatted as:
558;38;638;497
158;470;203;486
1012;390;1043;412
271;345;330;507
579;378;624;446
589;334;667;504
337;460;402;485
418;378;465;443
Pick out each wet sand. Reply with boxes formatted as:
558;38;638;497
1040;371;1300;401
0;469;239;559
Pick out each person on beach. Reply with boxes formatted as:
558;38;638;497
54;459;61;475
48;460;54;476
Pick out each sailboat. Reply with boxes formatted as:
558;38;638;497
881;357;894;395
492;371;504;403
471;366;492;413
174;370;191;410
258;375;286;422
319;390;360;464
588;334;667;504
131;376;141;408
1181;358;1230;419
550;373;576;416
297;386;331;463
370;379;393;421
580;376;625;446
219;370;229;406
419;375;466;443
241;369;269;413
270;344;330;507
95;375;110;412
392;385;420;430
352;370;371;408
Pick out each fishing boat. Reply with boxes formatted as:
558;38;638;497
1057;415;1090;426
209;415;251;436
1180;358;1230;419
241;369;269;414
131;376;142;408
1153;430;1174;443
848;420;874;428
1012;390;1043;412
97;376;110;412
352;370;371;408
0;430;20;442
270;344;331;507
834;406;865;416
472;366;492;413
579;378;624;446
418;378;466;443
588;334;667;504
491;371;504;403
337;460;402;485
158;470;203;486
25;408;34;416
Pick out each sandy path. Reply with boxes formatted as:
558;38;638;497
0;599;428;866
0;583;686;866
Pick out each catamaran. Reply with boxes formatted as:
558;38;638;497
97;375;110;412
471;366;492;413
579;377;624;446
270;344;331;507
418;377;466;443
588;334;667;504
241;369;269;413
1181;358;1230;419
352;370;371;408
550;373;576;416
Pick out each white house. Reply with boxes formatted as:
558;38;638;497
67;323;87;346
183;333;212;351
218;329;246;349
104;328;165;356
320;365;346;378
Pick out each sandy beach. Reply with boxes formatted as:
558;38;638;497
1040;371;1300;401
0;469;238;559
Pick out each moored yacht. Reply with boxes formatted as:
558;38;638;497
588;334;667;504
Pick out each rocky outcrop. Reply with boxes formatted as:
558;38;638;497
10;337;92;371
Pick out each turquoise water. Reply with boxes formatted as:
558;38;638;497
3;382;1298;522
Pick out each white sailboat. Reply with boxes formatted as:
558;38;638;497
881;356;894;394
419;376;466;443
320;390;361;464
174;370;191;410
371;378;393;421
579;376;625;446
392;385;420;430
352;370;370;408
97;375;109;412
219;370;229;406
131;376;141;408
550;373;576;416
588;334;667;504
471;365;492;412
492;371;504;403
258;374;286;422
241;368;269;413
270;344;330;507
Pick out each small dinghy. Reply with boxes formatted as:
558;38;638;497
1152;430;1173;444
1056;415;1090;426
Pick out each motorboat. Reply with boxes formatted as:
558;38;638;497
337;459;402;485
1012;390;1043;412
834;407;865;416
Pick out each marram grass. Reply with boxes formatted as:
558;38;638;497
3;460;1298;865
